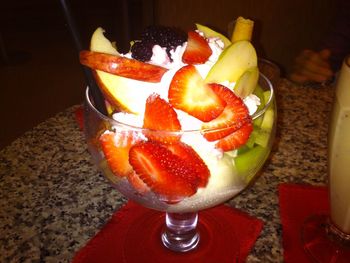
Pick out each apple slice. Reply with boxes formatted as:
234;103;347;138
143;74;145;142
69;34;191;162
88;27;168;82
195;23;231;48
90;27;120;54
205;40;257;84
233;66;259;98
80;50;168;82
88;27;165;114
93;70;166;114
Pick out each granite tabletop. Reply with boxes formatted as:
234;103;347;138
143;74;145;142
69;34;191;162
0;79;334;262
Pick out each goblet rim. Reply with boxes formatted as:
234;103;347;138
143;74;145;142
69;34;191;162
85;72;274;133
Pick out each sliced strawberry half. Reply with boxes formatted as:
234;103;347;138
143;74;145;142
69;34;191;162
182;31;212;64
127;171;150;194
99;131;142;177
129;141;200;201
215;121;253;151
165;142;210;187
143;94;181;143
202;84;251;141
169;65;226;122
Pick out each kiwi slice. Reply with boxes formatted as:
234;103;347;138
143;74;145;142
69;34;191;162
234;145;269;182
252;85;265;127
250;90;275;147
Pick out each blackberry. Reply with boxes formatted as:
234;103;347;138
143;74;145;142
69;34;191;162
141;26;187;48
131;25;187;62
131;40;154;62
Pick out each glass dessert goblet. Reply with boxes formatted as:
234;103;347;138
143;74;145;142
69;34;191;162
84;73;276;260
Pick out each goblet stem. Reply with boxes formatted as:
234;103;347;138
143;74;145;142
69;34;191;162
161;212;200;252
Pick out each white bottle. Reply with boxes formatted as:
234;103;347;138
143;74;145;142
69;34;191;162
328;55;350;234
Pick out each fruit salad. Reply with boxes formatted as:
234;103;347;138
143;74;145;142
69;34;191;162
81;20;276;212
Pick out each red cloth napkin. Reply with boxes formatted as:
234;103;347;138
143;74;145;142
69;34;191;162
72;201;263;263
279;183;329;263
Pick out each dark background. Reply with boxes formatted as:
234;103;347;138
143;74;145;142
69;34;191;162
0;0;335;149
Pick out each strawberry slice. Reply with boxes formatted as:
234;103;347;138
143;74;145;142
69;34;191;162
127;171;150;194
99;131;142;177
182;31;212;64
143;94;181;143
202;84;251;141
129;141;200;201
169;65;226;122
215;122;253;151
165;142;210;187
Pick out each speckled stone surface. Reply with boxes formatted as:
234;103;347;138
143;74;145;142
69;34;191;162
0;79;334;262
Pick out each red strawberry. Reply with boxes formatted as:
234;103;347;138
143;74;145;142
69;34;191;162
182;31;212;64
99;131;142;177
143;94;181;143
129;141;200;201
215;122;253;151
202;84;251;141
127;171;150;194
165;142;210;187
169;65;226;122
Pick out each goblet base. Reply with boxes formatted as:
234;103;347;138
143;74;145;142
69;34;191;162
122;206;240;262
301;214;350;263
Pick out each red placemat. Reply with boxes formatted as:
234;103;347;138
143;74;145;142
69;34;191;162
72;201;263;263
279;183;329;263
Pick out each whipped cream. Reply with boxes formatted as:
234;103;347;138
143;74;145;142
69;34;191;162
244;94;261;115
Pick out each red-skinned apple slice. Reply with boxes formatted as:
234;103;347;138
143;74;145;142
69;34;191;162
80;50;168;82
88;27;165;114
91;71;131;113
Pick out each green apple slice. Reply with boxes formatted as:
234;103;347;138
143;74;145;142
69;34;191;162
233;66;259;97
205;40;257;83
195;23;231;48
